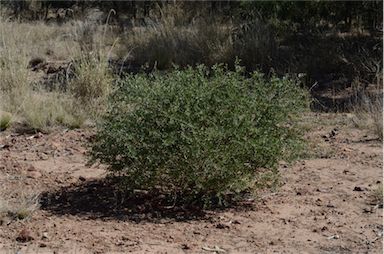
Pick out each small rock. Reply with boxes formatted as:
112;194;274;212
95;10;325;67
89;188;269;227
115;241;124;246
327;234;340;240
42;232;49;240
216;223;230;229
331;128;338;135
38;153;49;160
79;176;86;182
0;216;11;226
353;186;364;192
16;228;34;242
0;144;10;149
27;165;36;171
39;243;47;248
181;243;191;250
121;236;129;241
27;171;42;179
28;57;46;70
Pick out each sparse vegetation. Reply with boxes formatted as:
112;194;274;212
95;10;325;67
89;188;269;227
0;18;114;131
91;65;309;206
68;50;114;114
351;83;383;140
0;111;12;131
0;1;382;253
0;190;40;223
19;91;86;131
371;185;383;207
119;5;275;71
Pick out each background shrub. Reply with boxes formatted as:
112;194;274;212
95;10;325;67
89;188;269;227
91;64;309;206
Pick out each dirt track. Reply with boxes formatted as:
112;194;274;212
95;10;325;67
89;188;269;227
0;113;382;253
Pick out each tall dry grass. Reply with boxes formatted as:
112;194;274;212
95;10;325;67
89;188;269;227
0;19;81;131
351;73;383;140
118;5;275;70
0;17;114;131
352;94;383;140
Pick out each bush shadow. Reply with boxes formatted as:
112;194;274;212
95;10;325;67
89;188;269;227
40;177;253;222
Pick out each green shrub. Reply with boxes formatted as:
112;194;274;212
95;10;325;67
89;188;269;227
0;111;12;131
91;65;308;206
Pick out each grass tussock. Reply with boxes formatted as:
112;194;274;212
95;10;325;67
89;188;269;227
371;185;383;207
351;88;383;140
18;91;86;131
0;190;40;223
67;18;117;118
69;51;113;108
0;111;12;131
0;18;114;131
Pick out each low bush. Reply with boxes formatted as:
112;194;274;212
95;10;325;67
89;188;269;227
91;64;309;206
0;111;12;131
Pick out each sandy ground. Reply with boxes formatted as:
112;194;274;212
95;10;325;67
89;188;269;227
0;113;382;254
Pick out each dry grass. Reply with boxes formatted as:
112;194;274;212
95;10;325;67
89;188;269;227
0;18;115;131
118;5;275;70
0;189;40;224
0;6;380;132
68;50;113;110
18;91;86;131
351;91;383;140
67;18;117;118
373;185;383;206
120;19;233;69
0;111;12;131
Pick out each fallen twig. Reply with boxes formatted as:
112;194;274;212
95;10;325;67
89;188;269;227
202;246;226;253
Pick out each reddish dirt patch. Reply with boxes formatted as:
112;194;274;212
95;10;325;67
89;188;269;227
0;113;382;253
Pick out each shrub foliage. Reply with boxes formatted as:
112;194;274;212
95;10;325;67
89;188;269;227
91;65;308;205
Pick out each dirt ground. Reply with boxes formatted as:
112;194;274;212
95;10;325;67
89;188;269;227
0;113;382;254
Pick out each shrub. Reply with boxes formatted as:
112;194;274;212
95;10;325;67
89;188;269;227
0;111;12;131
90;64;309;206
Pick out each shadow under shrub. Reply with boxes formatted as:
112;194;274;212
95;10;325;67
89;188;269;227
90;64;309;207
